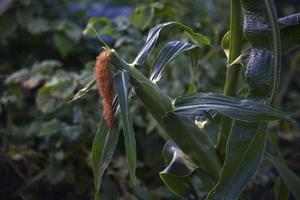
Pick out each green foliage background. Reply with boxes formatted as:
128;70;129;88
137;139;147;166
0;0;299;199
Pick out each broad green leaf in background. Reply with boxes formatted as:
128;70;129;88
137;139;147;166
92;118;120;196
133;22;211;66
160;140;198;199
36;85;64;114
0;11;17;41
270;156;300;200
27;17;50;34
150;41;199;83
54;32;75;57
206;122;268;200
52;20;82;43
131;5;155;30
70;79;96;103
115;72;137;184
36;72;76;113
83;17;112;36
174;93;290;122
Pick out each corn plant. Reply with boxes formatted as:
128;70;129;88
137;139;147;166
72;0;300;199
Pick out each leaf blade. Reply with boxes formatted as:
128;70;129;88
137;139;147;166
133;22;210;66
150;41;198;83
174;93;290;122
92;118;120;192
115;72;137;184
160;140;198;198
206;122;268;200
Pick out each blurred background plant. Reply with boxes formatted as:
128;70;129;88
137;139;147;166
0;0;299;199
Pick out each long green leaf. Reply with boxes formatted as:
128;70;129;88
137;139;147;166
92;118;120;193
174;93;290;122
270;156;300;200
69;79;96;103
133;22;210;66
206;122;268;200
160;140;198;198
150;41;198;83
115;72;137;184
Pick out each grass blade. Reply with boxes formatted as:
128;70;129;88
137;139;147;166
150;41;198;83
115;71;137;184
174;93;290;122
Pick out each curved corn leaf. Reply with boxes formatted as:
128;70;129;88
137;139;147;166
206;122;268;200
270;156;300;200
159;140;198;199
115;72;137;184
162;112;221;185
92;117;120;193
69;79;96;103
174;93;290;122
150;41;199;83
133;21;210;66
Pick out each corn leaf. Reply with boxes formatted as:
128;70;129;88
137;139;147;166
162;112;221;185
133;22;210;66
174;93;290;122
206;122;268;200
115;72;137;184
150;41;199;83
69;79;96;103
92;118;120;193
159;140;198;198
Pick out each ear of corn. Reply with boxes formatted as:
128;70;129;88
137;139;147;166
94;49;115;129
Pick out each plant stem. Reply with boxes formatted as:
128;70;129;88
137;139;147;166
218;0;243;159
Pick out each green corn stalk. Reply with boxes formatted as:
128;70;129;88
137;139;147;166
72;4;300;198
